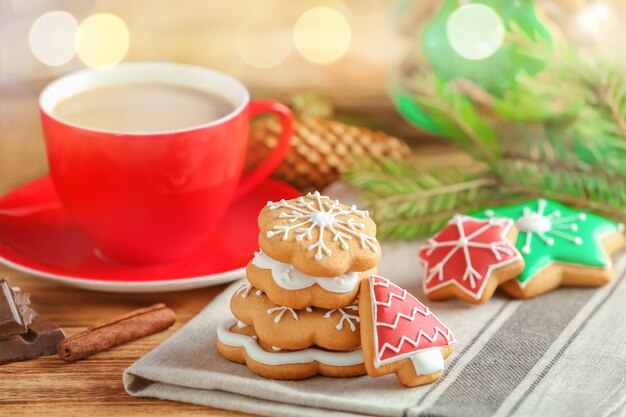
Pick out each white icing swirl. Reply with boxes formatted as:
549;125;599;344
217;319;363;366
252;251;358;293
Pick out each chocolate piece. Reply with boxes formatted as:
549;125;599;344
18;305;39;328
0;316;66;365
13;288;38;328
13;288;30;307
0;280;26;338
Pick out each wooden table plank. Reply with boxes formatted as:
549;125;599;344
0;267;250;416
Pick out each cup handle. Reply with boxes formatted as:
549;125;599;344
234;99;293;200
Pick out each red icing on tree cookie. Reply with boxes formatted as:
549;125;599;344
419;215;521;300
369;276;455;366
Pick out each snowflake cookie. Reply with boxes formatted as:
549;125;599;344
258;192;381;277
419;215;525;304
216;319;366;380
358;275;455;387
230;282;361;351
472;199;625;299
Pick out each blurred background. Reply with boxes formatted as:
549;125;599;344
2;0;626;234
0;0;395;194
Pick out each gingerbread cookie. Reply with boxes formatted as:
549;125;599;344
258;192;381;277
359;276;455;387
230;282;361;351
246;251;375;309
419;215;525;304
472;199;625;298
217;319;366;380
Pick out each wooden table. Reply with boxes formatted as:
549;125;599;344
0;79;450;416
0;273;241;416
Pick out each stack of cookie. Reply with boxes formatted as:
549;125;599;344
217;192;381;380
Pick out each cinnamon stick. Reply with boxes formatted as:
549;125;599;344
57;303;175;363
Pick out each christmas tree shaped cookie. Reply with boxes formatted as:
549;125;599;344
419;215;525;304
359;275;455;387
472;199;624;299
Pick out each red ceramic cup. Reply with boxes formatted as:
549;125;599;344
39;62;292;265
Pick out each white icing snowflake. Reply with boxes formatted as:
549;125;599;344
488;199;585;254
323;304;360;332
423;216;516;290
267;306;298;323
265;191;378;261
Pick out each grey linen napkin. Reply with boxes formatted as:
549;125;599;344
124;240;626;417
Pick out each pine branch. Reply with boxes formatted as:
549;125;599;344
375;210;460;240
509;23;626;144
597;84;626;139
491;72;583;123
410;73;500;164
344;159;501;239
580;66;626;142
487;26;626;176
496;159;626;220
369;178;496;210
373;196;525;240
343;24;626;240
500;122;626;177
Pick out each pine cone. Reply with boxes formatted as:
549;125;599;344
247;117;412;192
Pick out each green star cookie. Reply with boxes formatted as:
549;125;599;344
471;199;624;298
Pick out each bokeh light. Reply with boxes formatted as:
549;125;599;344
293;7;351;65
29;11;78;67
446;4;505;60
76;13;129;68
575;2;614;39
236;15;292;69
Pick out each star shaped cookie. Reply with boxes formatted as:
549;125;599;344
471;199;624;298
419;215;524;304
